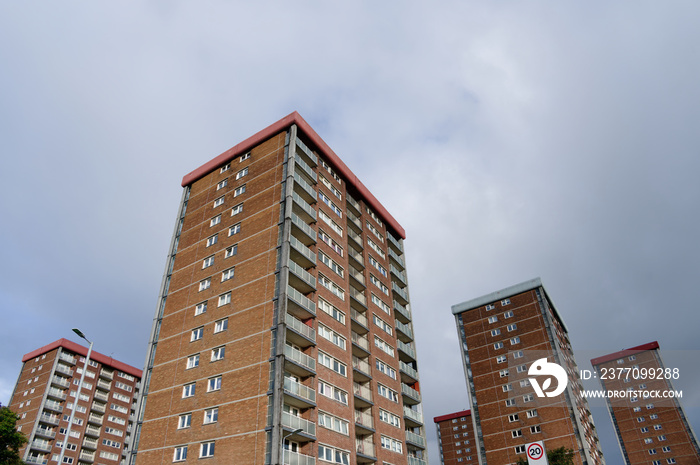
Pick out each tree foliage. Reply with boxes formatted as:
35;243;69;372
516;447;576;465
0;406;27;465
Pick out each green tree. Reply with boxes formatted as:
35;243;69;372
516;447;576;465
0;406;27;465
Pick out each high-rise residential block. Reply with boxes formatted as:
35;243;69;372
452;278;604;465
130;112;427;465
433;410;478;465
7;338;141;465
591;341;700;465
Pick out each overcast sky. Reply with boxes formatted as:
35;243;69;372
2;2;700;463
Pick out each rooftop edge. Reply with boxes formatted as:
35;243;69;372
590;341;660;367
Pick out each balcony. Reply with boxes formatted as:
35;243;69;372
285;313;316;347
283;378;316;408
352;356;372;382
25;456;48;465
93;391;109;402
39;413;59;426
348;229;363;249
96;379;112;391
292;192;317;223
284;450;316;465
403;407;423;427
294;138;318;167
88;413;104;426
59;353;77;365
293;155;317;183
289;236;316;268
349;286;367;311
47;388;67;401
356;437;376;463
408;456;428;465
392;283;409;305
288;260;316;294
287;285;316;320
291;212;317;245
54;364;73;377
346;194;361;215
388;248;405;270
346;210;362;233
405;431;427;449
79;450;95;463
34;427;56;439
99;369;114;380
349;248;364;268
390;265;407;287
401;383;421;405
82;437;98;450
398;340;417;363
293;172;317;203
387;233;403;254
51;376;70;389
349;266;365;288
30;440;52;453
350;309;369;334
284;345;316;377
395;320;413;343
282;412;316;439
353;382;373;407
399;361;419;384
351;332;370;357
91;402;106;414
43;400;63;413
393;301;411;324
84;425;101;437
354;409;374;434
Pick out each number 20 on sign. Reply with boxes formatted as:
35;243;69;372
526;441;549;465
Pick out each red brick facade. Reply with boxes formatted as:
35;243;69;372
434;410;478;465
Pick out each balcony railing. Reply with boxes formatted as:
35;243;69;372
392;283;409;304
96;379;112;391
284;378;316;404
79;450;95;462
351;309;368;328
287;285;316;318
85;425;101;437
294;138;318;166
51;376;70;388
390;264;407;286
349;266;365;287
348;228;363;248
282;412;316;437
347;210;362;231
293;172;317;203
387;233;403;253
408;456;428;465
44;400;63;413
91;402;106;414
30;440;52;453
25;456;48;465
351;332;370;352
88;413;104;425
285;313;316;343
59;353;77;365
292;192;317;222
93;391;109;402
346;194;361;214
284;345;316;373
395;320;413;341
291;212;317;244
54;364;73;377
401;383;422;403
39;413;59;425
405;431;427;449
284;450;316;465
34;427;56;439
403;407;423;425
354;410;374;429
398;340;417;361
288;260;316;291
356;438;376;458
348;248;364;267
289;236;316;267
400;361;418;381
352;356;371;377
47;388;67;400
393;300;411;323
99;369;114;380
388;248;405;270
353;382;372;402
293;155;317;183
350;287;367;306
82;437;98;450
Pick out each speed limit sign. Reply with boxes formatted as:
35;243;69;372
526;441;548;465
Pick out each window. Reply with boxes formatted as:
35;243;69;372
496;355;507;364
491;329;501;336
191;327;203;342
319;273;345;300
649;449;657;455
510;337;520;345
662;446;671;452
319;251;344;277
512;429;522;438
235;167;248;180
231;203;243;216
367;238;385;259
318;411;349;435
515;445;526;454
195;301;207;316
319;174;342;199
318;324;347;349
318;351;347;376
503;384;513;392
318;380;348;405
373;314;393;335
207;376;221;392
366;221;384;242
488;316;498;324
220;163;230;173
319;229;343;256
527;409;538;418
508;414;519;422
319;191;343;217
182;384;195;398
520;379;530;387
206;235;218;247
216;179;227;190
376;359;397;379
199;278;211;291
318;444;349;465
517;364;527;373
380;436;402;453
514;350;524;359
214;318;228;333
202;255;215;269
369;274;389;295
530;425;541;433
371;293;391;314
211;346;225;362
504;310;514;318
507;324;517;331
494;342;504;349
499;369;509;378
319;210;343;236
501;298;511;305
229;223;241;236
225;244;238;258
240;152;250;162
210;215;221;227
379;409;401;428
374;336;394;356
654;424;663;430
233;185;246;197
650;414;659;419
186;354;199;369
486;304;495;311
505;398;516;407
320;159;341;182
218;292;231;307
523;394;534;403
318;298;345;324
200;442;215;458
178;414;191;429
221;267;235;282
667;459;676;464
204;408;218;424
378;383;399;402
213;196;224;208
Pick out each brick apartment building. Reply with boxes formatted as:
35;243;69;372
7;338;141;465
130;112;428;465
591;341;700;464
433;410;478;465
451;278;605;465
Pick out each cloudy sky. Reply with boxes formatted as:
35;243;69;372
2;1;700;463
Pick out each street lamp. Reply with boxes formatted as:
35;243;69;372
57;328;94;465
281;428;303;465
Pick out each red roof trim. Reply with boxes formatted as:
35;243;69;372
22;338;142;378
590;341;660;366
433;409;472;423
180;111;406;239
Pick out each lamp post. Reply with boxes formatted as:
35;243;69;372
57;328;94;465
281;427;303;465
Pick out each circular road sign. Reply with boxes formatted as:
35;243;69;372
527;443;544;461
